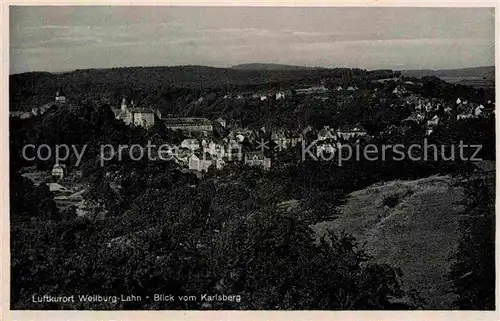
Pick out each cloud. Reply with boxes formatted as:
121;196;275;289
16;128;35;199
9;7;495;74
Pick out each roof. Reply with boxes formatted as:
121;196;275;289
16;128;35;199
47;182;70;193
402;116;418;123
128;107;155;114
193;152;214;161
318;128;334;137
338;124;366;132
245;151;265;160
182;138;200;144
164;117;213;126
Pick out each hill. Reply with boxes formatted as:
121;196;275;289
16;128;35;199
312;175;465;309
231;63;320;71
400;66;494;79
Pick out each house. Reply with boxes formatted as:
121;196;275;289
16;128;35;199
275;92;285;100
475;105;485;117
55;87;66;104
129;107;156;128
215;117;227;128
205;141;225;158
337;124;367;140
51;164;65;179
113;98;156;129
457;113;474;121
188;153;214;172
181;139;200;151
317;126;336;141
425;115;441;136
427;115;440;126
244;151;271;170
224;140;243;161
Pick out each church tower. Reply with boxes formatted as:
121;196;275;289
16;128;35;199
121;97;128;111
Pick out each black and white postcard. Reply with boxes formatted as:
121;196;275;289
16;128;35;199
3;2;497;321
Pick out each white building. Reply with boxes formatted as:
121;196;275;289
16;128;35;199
244;152;271;170
337;125;367;140
181;139;201;151
51;164;65;179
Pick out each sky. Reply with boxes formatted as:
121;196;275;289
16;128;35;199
10;6;495;74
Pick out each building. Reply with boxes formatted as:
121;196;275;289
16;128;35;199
427;115;440;126
475;105;485;117
55;87;66;104
215;117;227;128
337;124;367;140
316;143;337;157
164;117;214;133
51;164;65;180
205;141;225;158
244;151;271;170
113;98;156;129
457;113;474;121
275;92;285;100
317;126;336;141
288;135;303;147
189;153;215;172
181;139;201;151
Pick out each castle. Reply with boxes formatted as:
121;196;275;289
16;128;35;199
113;98;156;129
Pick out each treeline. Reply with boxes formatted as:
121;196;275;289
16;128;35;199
10;66;401;111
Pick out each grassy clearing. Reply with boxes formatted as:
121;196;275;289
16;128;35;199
311;175;465;309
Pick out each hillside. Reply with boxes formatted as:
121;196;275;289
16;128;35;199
311;175;466;309
400;66;494;79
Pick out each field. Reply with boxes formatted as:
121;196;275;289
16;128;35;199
439;76;495;89
311;175;465;309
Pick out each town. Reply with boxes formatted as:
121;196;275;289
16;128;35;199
10;73;495;220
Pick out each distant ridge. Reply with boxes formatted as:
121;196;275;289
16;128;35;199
400;66;494;79
231;63;322;71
